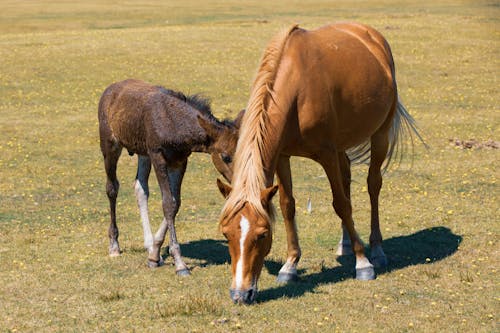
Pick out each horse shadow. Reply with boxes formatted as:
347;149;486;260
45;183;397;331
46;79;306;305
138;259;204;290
180;226;462;303
178;239;230;266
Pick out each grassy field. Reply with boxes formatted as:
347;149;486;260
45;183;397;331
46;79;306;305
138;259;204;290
0;0;498;331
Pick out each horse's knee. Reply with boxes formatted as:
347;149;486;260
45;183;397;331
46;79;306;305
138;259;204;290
332;198;351;219
106;180;119;199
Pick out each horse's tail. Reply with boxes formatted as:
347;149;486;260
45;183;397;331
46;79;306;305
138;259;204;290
348;96;426;171
385;97;427;170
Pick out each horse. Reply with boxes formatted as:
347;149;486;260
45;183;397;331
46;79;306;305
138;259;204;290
216;22;423;304
98;79;242;275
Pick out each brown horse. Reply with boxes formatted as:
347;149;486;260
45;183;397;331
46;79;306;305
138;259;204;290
217;23;423;304
98;79;242;275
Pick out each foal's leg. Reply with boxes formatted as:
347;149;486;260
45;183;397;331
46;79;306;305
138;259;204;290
367;132;390;268
276;156;301;283
147;152;189;275
164;160;189;275
336;153;355;256
134;155;154;254
102;142;122;256
320;150;375;280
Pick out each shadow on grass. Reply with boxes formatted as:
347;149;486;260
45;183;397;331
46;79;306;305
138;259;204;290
179;239;230;266
258;226;462;303
179;226;462;303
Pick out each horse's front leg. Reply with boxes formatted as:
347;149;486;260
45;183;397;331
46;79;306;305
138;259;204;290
134;155;154;254
164;160;189;276
276;156;301;283
321;150;375;280
147;151;189;275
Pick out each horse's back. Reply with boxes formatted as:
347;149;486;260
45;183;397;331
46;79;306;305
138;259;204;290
282;23;397;151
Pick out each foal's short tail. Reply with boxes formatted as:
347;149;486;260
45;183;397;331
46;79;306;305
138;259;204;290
348;96;426;171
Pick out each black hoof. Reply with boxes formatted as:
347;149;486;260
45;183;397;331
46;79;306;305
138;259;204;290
176;268;190;276
356;266;376;280
276;272;298;283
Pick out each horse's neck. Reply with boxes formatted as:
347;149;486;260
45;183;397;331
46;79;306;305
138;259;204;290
259;88;296;186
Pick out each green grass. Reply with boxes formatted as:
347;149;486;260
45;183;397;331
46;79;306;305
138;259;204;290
0;0;498;332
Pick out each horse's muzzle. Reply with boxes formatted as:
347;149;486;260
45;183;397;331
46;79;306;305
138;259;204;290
230;288;257;304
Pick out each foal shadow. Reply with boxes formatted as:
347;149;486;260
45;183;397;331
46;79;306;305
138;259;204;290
179;239;230;266
257;226;462;303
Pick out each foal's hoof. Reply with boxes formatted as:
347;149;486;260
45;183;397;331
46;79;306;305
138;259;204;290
356;266;376;280
109;248;121;257
176;268;191;277
147;259;163;268
276;272;298;283
371;255;388;268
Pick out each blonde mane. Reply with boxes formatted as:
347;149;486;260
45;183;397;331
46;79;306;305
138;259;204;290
220;24;299;224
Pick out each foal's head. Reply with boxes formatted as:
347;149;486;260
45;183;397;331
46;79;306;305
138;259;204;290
206;109;245;182
217;179;278;304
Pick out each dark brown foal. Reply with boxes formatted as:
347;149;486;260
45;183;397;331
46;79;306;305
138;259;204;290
98;79;239;275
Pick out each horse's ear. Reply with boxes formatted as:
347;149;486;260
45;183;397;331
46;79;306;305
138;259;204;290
260;185;279;205
197;115;221;139
217;178;232;198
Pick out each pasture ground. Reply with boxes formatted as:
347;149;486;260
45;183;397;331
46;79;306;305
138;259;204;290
0;1;498;332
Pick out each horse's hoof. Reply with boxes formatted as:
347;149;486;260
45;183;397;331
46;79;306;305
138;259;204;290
176;268;191;277
276;272;298;283
371;255;388;268
356;266;376;280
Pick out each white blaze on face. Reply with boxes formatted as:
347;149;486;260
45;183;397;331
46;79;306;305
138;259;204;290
235;215;250;289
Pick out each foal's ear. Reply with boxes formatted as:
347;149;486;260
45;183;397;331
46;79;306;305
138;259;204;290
197;115;221;139
216;178;232;198
260;185;279;205
234;109;246;129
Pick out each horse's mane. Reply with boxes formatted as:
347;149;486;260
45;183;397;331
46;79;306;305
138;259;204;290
220;24;299;224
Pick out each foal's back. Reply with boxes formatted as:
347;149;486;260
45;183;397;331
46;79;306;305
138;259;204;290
98;79;206;156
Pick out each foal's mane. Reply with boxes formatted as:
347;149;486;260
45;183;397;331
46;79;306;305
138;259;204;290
220;24;299;224
161;87;237;128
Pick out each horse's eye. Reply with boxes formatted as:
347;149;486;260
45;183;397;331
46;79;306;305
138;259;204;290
257;232;268;241
221;153;232;164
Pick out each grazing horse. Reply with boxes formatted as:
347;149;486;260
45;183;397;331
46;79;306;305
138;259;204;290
217;23;423;304
98;79;241;275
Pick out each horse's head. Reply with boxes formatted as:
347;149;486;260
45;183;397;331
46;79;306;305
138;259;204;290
217;179;278;304
198;109;245;183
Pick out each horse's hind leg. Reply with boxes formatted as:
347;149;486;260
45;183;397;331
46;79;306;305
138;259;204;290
367;132;390;268
102;141;123;257
320;150;375;280
336;153;355;256
134;155;154;254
